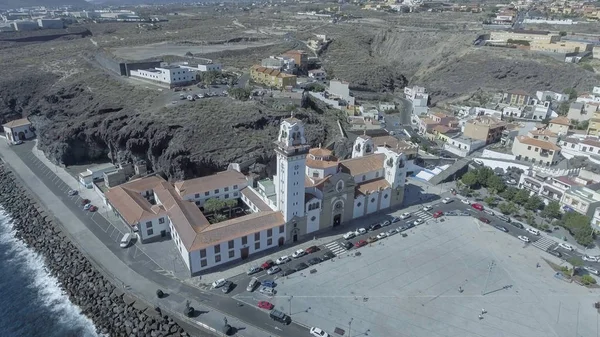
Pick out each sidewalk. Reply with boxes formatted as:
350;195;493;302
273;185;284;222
0;140;274;337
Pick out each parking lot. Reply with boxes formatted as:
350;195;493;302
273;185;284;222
230;214;600;337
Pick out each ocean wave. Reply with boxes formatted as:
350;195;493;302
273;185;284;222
0;209;100;337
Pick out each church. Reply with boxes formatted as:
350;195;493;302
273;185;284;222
105;116;408;275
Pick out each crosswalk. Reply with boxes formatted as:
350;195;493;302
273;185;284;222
532;237;557;251
412;210;433;222
325;241;348;256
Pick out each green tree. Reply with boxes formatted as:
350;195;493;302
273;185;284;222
582;275;597;285
461;171;479;188
486;174;506;193
224;199;237;218
560;212;594;246
227;87;252;101
541;201;561;219
499;187;518;200
201;70;220;86
203;198;226;214
525;195;543;211
499;202;517;215
567;257;584;278
484;196;497;207
210;213;227;224
513;189;530;205
563;88;578;100
476;167;494;186
557;102;570;116
525;210;536;225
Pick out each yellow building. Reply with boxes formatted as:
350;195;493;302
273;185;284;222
250;65;297;89
530;40;592;53
588;112;600;136
490;29;560;44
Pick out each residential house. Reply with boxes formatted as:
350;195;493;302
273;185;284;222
79;163;118;188
308;69;327;82
500;123;520;146
567;102;587;121
281;50;308;73
548;116;571;135
379;103;396;112
2;118;34;144
511;135;561;166
587;111;600;136
329;80;355;107
528;128;558;143
530;100;552;120
418;112;458;136
463;116;507;144
536;90;569;102
443;136;486;157
502;89;533;106
561;185;600;218
260;56;296;73
404;86;429;115
250;65;297;89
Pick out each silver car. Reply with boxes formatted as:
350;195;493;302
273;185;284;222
259;286;276;296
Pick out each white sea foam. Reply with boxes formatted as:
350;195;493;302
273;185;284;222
0;209;100;337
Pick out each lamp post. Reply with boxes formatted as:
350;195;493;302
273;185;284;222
288;296;293;316
348;318;353;337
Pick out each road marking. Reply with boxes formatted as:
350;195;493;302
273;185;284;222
532;237;556;251
324;241;347;256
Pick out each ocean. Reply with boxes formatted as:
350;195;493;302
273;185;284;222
0;209;100;337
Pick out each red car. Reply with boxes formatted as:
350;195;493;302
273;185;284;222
305;246;319;254
433;211;444;218
89;205;98;212
258;301;274;310
261;260;274;270
354;240;367;248
479;217;490;224
471;203;484;211
81;198;90;206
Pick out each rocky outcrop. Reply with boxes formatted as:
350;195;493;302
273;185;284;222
0;164;190;337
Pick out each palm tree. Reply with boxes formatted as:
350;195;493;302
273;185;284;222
224;199;237;218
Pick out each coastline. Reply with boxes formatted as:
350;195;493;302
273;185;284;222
0;163;192;337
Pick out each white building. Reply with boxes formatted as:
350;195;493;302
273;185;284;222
180;62;222;73
79;163;118;188
308;69;327;82
129;65;194;87
404;86;429;116
536;90;569;103
593;87;600;96
2;118;35;145
11;20;39;31
443;136;486;157
329;80;355;106
37;18;63;29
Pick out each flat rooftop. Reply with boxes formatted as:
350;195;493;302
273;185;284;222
259;216;600;337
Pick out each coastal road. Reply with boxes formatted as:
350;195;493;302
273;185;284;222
2;141;309;337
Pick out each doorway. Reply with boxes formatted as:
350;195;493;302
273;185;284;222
18;131;25;140
160;230;166;237
293;234;298;242
333;214;341;227
278;237;285;246
240;247;249;259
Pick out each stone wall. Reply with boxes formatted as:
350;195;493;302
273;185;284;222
0;164;190;337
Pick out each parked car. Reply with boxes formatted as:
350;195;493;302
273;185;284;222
282;269;295;276
391;217;401;223
559;243;574;251
382;220;391;227
212;278;226;288
584;266;599;275
494;225;508;232
259;286;276;296
292;249;306;258
67;189;78;196
422;205;433;211
432;211;444;218
310;327;330;337
267;266;281;275
81;198;90;206
247;277;259;292
305;246;319;254
269;310;290;324
368;223;381;231
354;228;367;236
322;252;335;260
258;301;274;310
221;281;233;293
376;232;388;240
484;209;495;216
295;263;308;271
518;235;530;243
247;266;261;275
343;232;356;240
262;280;276;288
496;214;511;222
354;240;368;248
307;257;322;265
89;205;98;212
479;217;490;224
511;222;525;229
119;233;134;248
583;255;599;262
342;241;353;250
442;197;453;204
461;199;471;205
261;260;274;270
83;203;92;211
387;229;398;236
548;250;562;258
399;212;411;220
275;256;291;265
471;203;484;211
413;219;424;226
367;236;378;243
526;228;540;236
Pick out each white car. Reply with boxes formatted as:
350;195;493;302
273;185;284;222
247;266;261;275
83;203;92;210
354;228;367;236
259;286;276;296
518;235;530;243
275;256;291;265
292;249;306;258
376;232;388;240
399;212;411;220
583;255;599;262
461;199;471;205
558;243;574;251
343;231;356;240
442;197;453;204
584;266;599;275
526;228;540;236
413;219;424;226
212;278;226;288
267;266;281;275
422;205;433;211
484;209;495;216
310;327;330;337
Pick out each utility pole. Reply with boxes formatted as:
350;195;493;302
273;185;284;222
349;318;353;337
482;261;496;295
288;296;293;316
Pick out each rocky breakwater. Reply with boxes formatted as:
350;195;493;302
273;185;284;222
0;164;190;337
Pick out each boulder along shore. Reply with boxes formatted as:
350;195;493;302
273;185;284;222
0;163;190;337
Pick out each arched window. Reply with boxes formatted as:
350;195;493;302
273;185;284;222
336;180;344;192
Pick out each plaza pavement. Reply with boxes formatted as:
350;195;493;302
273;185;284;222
240;215;600;337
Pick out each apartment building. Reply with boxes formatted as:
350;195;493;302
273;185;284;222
528;128;558;143
548;116;571;135
490;29;560;43
511;135;561;166
536;90;568;102
463;116;507;144
249;65;297;89
281;50;308;73
561;186;600;218
587;111;600;136
418;112;458;135
502;89;533;106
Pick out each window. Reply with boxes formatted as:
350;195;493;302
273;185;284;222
371;198;376;203
147;229;154;236
267;229;273;237
215;255;221;263
195;193;200;198
225;194;229;199
214;189;219;194
205;191;209;196
376;171;379;178
233;185;238;189
527;146;531;150
158;218;165;224
255;242;260;250
224;187;229;192
229;250;235;258
535;148;539;152
201;259;207;267
384;194;388;199
279;225;284;233
357;202;362;207
195;201;200;205
242;236;247;245
362;175;366;182
267;238;273;246
214;244;220;254
200;249;206;258
228;240;234;249
146;221;152;228
311;216;316;221
255;233;260;241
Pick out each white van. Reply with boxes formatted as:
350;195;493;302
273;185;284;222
247;277;259;292
526;228;540;236
120;233;133;248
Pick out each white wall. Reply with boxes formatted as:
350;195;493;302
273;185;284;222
305;207;320;234
352;169;384;184
365;191;380;215
481;149;516;161
181;182;245;206
379;188;391;209
198;64;222;72
353;195;366;219
138;215;170;242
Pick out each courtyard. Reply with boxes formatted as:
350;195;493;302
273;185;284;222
234;215;600;337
